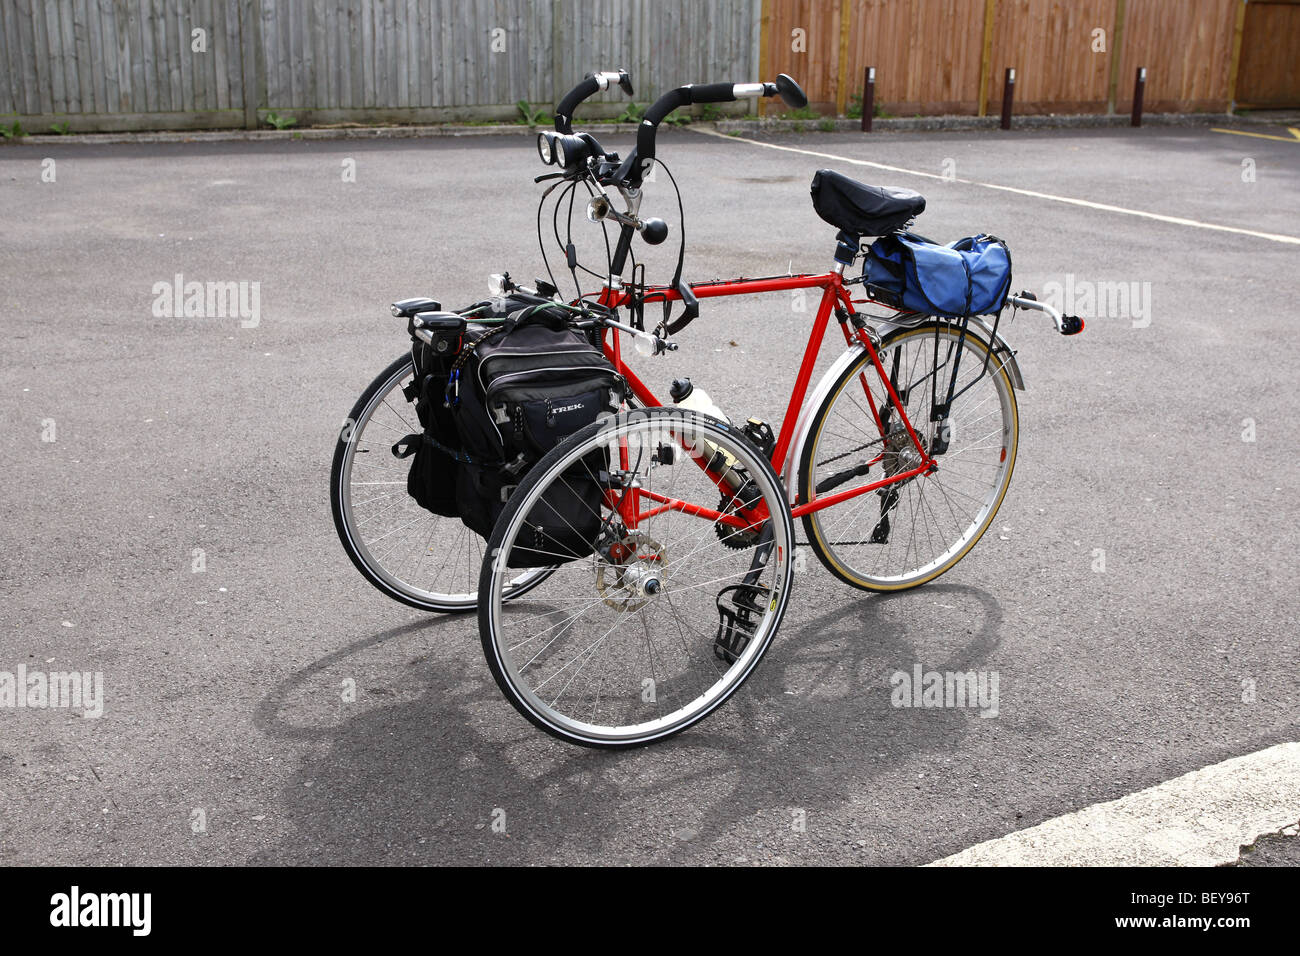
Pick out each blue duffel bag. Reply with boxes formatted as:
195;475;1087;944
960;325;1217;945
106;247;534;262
863;232;1012;317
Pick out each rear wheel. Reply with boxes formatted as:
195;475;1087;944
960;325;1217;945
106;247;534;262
798;322;1018;591
330;353;551;612
477;408;796;748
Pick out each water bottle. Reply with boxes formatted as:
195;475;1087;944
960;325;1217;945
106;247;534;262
669;378;744;491
669;378;729;422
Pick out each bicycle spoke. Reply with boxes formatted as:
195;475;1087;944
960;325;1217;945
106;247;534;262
482;412;793;746
803;325;1016;589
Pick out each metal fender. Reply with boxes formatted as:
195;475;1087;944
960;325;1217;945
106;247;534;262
966;315;1026;393
781;319;1025;504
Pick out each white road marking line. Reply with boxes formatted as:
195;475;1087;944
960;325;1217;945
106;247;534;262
692;127;1300;246
928;742;1300;866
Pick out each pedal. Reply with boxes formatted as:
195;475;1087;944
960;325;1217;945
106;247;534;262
713;584;769;665
741;418;776;459
870;515;890;544
871;488;899;543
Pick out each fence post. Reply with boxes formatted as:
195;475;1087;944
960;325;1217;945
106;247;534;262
1226;0;1247;113
1106;0;1127;114
1131;66;1146;126
1000;68;1015;130
835;0;851;116
978;0;996;116
861;67;874;131
239;0;263;129
551;0;564;110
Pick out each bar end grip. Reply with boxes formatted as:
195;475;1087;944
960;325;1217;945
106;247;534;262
775;74;807;109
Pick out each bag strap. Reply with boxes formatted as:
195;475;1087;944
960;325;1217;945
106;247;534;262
392;432;475;465
503;303;569;333
444;326;506;407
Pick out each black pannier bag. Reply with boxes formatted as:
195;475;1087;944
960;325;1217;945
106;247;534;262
447;304;624;566
391;314;468;518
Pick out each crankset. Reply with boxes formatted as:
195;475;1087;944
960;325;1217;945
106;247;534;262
714;479;764;550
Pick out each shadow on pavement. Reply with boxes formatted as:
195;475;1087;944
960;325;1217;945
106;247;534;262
252;583;1004;864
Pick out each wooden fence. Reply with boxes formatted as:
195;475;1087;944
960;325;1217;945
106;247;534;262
760;0;1298;117
2;0;1295;131
1234;0;1300;108
0;0;760;131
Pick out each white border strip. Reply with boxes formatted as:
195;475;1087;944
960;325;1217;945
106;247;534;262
928;743;1300;866
693;127;1300;246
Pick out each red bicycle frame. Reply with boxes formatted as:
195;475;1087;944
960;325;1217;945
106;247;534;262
591;270;935;530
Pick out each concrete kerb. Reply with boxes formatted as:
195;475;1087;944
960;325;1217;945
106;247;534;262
3;112;1254;148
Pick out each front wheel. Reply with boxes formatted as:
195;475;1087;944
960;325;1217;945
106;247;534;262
477;407;796;748
798;321;1019;591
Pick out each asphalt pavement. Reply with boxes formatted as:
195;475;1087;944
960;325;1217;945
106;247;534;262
1;119;1297;865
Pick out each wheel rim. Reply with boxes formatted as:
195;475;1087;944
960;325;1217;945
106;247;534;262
802;325;1017;589
337;357;549;608
483;412;794;746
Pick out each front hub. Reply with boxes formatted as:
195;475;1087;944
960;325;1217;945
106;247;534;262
595;532;667;612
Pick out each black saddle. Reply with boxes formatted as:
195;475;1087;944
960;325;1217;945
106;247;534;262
810;169;925;236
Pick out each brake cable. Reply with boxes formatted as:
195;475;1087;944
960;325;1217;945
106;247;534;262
536;177;568;298
580;176;616;296
551;178;613;289
658;158;687;335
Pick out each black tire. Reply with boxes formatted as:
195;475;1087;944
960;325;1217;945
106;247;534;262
331;353;552;612
477;408;797;749
797;322;1019;592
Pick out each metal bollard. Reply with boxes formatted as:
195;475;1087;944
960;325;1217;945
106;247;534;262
1000;68;1016;130
861;67;875;133
1131;67;1147;127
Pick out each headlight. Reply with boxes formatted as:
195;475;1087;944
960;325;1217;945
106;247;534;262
536;131;556;165
553;134;588;169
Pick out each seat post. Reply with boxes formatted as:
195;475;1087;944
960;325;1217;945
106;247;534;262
832;229;859;273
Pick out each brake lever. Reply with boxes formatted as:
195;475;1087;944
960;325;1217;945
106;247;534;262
663;281;699;335
534;172;568;183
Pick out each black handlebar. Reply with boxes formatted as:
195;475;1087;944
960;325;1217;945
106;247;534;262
619;74;807;187
554;70;634;133
539;73;808;338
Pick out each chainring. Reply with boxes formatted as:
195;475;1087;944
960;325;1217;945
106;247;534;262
713;483;763;550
